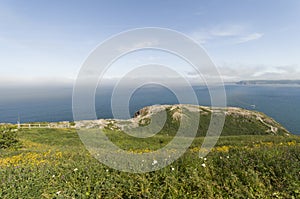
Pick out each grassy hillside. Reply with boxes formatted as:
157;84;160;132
0;105;299;198
77;105;290;137
0;127;299;198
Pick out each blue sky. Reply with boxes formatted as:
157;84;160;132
1;0;300;86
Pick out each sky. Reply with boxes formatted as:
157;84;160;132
1;0;300;87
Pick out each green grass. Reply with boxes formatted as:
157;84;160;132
0;128;299;198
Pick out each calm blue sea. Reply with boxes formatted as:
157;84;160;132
0;84;299;135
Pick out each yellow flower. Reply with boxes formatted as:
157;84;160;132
213;145;230;153
56;151;63;158
287;141;296;146
0;150;63;167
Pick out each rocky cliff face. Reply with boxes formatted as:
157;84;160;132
75;104;291;136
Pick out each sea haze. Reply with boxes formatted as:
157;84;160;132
0;84;299;135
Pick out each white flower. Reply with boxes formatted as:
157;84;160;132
171;167;175;171
200;156;203;159
52;175;55;178
56;191;61;195
106;169;109;172
201;163;206;168
152;160;158;165
204;157;207;161
226;156;230;159
73;168;78;172
220;156;223;159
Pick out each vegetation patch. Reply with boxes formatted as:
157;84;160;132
0;105;297;198
0;128;299;198
0;125;20;149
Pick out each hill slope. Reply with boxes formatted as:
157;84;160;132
76;104;290;136
0;105;299;198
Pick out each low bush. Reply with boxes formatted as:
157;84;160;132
0;126;19;149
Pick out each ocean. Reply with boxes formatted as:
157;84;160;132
0;84;299;135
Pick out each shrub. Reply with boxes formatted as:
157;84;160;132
0;126;19;149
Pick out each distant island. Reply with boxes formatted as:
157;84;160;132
236;80;300;85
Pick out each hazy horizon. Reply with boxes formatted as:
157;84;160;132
1;0;300;86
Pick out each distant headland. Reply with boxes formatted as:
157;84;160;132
236;80;300;85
